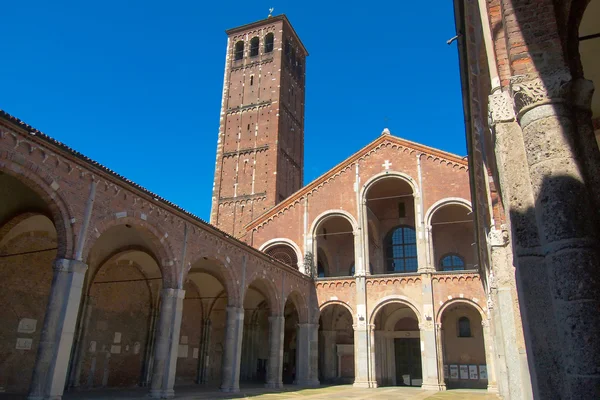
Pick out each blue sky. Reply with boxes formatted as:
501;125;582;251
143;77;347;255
1;1;464;220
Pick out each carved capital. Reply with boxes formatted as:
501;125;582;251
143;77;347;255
488;91;515;125
510;72;572;115
571;78;595;111
418;320;434;331
481;318;490;328
53;258;88;274
487;227;509;247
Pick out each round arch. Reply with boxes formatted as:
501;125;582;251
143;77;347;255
84;216;177;287
244;275;282;316
360;171;419;203
0;158;74;258
369;295;422;325
436;298;487;324
285;289;309;323
319;300;355;324
309;209;358;238
259;238;303;270
424;197;472;227
187;255;242;308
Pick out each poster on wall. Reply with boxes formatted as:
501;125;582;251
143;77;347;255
459;365;469;380
443;365;449;379
479;365;488;379
469;365;479;380
450;365;459;379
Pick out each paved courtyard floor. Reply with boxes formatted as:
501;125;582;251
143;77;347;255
50;385;499;400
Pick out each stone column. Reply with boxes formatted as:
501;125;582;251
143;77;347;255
481;319;498;392
220;306;244;393
320;330;337;381
265;315;284;388
68;295;95;388
196;318;211;384
419;320;441;390
295;323;319;386
28;258;88;400
367;324;378;388
434;323;446;390
142;307;160;386
149;288;185;399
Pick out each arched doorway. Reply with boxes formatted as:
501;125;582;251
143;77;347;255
428;202;475;271
282;298;299;384
0;174;61;395
313;213;355;277
318;303;354;383
176;257;231;386
364;176;417;275
239;279;273;385
439;302;487;389
75;235;164;389
372;301;422;387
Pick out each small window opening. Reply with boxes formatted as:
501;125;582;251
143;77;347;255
250;36;259;57
458;317;471;337
250;75;254;86
398;202;406;218
264;33;274;53
234;41;244;60
247;124;250;130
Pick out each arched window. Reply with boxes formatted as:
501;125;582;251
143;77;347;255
440;254;465;271
264;32;274;53
250;36;259;57
458;317;471;337
385;226;418;273
234;41;244;60
265;244;298;269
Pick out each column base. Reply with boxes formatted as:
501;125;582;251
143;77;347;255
352;380;378;388
265;381;284;389
220;386;240;393
293;379;320;387
421;383;445;391
487;384;499;393
149;389;175;399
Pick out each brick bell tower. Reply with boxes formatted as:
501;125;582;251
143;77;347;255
210;14;308;239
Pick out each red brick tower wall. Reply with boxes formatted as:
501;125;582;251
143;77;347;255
210;15;307;239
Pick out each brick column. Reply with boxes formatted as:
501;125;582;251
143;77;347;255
265;315;284;388
220;306;244;393
149;288;185;399
28;258;87;400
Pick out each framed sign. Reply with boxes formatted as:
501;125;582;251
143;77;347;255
459;365;469;380
443;365;449;379
450;365;459;379
479;365;488;379
469;365;478;380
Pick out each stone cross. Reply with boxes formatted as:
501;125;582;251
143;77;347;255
382;160;392;170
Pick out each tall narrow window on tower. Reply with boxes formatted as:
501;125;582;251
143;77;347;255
234;41;244;60
250;37;259;57
264;32;274;53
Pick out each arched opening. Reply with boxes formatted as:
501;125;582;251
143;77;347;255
234;41;244;61
264;32;274;53
365;177;417;275
372;302;422;387
318;303;354;384
578;1;600;145
429;203;475;271
440;302;487;389
316;248;328;278
282;298;299;384
249;36;260;57
239;279;272;385
176;257;230;386
314;215;355;278
264;243;299;270
75;232;163;389
0;174;59;395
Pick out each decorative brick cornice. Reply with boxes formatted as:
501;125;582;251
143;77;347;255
222;145;269;158
226;100;272;115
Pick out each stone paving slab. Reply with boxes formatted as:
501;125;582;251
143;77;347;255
44;385;500;400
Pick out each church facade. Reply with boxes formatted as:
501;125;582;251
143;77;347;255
0;13;515;400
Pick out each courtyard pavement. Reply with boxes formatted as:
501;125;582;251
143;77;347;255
51;384;499;400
